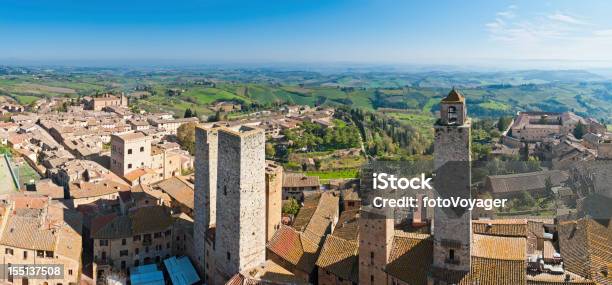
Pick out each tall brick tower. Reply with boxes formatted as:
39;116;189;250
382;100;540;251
194;126;218;273
213;126;266;285
358;207;394;285
432;88;472;274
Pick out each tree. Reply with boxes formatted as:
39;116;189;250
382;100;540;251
184;108;193;118
518;191;536;209
573;121;586;139
282;198;300;216
177;122;197;154
265;143;276;158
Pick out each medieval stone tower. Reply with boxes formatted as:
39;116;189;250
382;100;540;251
432;88;472;274
358;207;394;285
194;125;218;273
213;126;266;284
265;161;283;243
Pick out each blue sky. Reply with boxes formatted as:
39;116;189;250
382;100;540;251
2;0;612;68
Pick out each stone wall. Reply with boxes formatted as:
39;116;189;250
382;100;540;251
265;162;283;242
213;127;266;285
358;208;394;285
432;121;472;272
193;126;218;273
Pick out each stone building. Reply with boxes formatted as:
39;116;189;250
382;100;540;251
282;173;320;201
91;206;177;281
0;195;82;285
316;209;360;285
84;93;128;111
431;88;472;279
110;132;152;177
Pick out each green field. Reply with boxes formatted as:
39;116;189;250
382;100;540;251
1;68;611;124
306;169;360;179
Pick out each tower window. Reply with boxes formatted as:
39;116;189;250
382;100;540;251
224;186;227;196
226;252;231;261
449;249;455;260
447;106;458;124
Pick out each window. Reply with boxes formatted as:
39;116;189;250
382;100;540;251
370;251;374;265
128;163;132;169
128;149;132;154
68;270;73;276
154;232;162;238
134;260;140;267
133;235;141;242
45;251;53;258
5;248;13;255
165;230;171;236
99;240;109;246
449;249;455;261
226;252;230;261
223;186;227;196
23;251;27;259
135;248;139;254
121;261;126;269
120;250;128;257
140;146;144;152
122;239;126;245
37;250;44;257
447;106;458;123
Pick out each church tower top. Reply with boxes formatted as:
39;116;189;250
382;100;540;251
439;88;467;126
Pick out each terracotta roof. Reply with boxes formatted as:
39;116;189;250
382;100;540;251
130;206;174;234
486;170;568;194
266;225;319;273
227;260;308;285
113;132;146;141
332;209;359;240
153;177;194;209
283;173;320;188
473;219;528;237
91;206;173;239
68;180;130;199
90;214;131;239
315;235;358;283
441;88;465;103
470;257;527;285
0;215;56;251
472;234;526;260
386;233;433;285
558;218;611;285
123;167;156;182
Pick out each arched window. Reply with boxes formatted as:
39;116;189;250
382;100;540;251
447;106;458;123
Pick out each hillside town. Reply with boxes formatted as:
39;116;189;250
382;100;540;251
0;89;609;285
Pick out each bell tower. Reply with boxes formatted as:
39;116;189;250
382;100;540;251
432;88;472;276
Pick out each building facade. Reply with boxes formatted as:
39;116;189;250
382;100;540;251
110;132;151;177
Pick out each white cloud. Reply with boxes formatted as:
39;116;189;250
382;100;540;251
547;12;587;25
484;7;612;61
